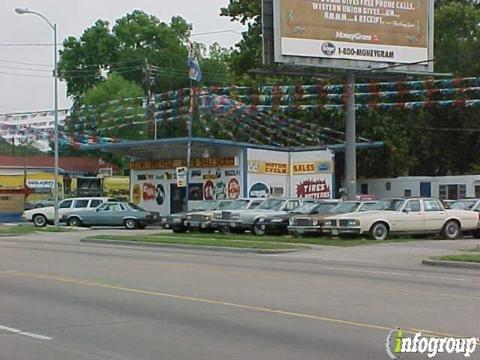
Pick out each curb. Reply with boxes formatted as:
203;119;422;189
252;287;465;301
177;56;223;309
422;259;480;270
81;238;303;254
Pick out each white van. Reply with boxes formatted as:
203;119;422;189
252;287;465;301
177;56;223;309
22;197;116;227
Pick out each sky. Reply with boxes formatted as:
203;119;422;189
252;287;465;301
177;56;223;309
0;0;245;114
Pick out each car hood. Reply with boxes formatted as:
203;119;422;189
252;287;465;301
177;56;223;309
290;211;332;220
326;210;386;220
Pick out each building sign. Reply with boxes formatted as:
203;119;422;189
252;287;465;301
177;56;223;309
130;157;236;170
292;161;333;174
296;178;331;199
228;178;241;199
275;0;432;67
176;167;187;188
26;180;54;194
249;182;270;198
248;160;288;175
203;180;215;200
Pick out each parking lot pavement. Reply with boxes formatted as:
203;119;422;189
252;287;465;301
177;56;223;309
0;231;479;360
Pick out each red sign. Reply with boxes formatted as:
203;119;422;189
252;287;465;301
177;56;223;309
296;179;331;199
0;188;32;196
203;180;214;200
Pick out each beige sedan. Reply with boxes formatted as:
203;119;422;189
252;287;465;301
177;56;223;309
323;198;479;241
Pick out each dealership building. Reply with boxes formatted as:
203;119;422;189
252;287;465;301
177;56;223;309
84;137;382;215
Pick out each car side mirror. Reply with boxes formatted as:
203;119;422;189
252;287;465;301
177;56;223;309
403;208;410;213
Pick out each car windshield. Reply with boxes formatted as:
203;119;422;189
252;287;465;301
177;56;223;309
257;199;285;210
128;203;145;211
332;202;361;214
359;202;382;211
314;203;338;214
380;199;405;211
191;201;219;211
450;200;477;210
223;200;251;210
291;202;319;214
218;201;234;209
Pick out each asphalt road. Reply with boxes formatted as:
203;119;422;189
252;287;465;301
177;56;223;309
0;230;479;360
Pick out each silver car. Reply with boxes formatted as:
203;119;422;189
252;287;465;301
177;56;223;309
214;198;311;235
62;202;159;230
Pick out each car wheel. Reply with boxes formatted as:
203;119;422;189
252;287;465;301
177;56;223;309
124;219;138;230
252;221;266;236
67;217;82;227
33;214;47;227
369;222;389;241
442;220;460;239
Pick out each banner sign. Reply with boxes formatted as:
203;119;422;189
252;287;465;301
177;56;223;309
248;160;288;175
176;167;187;188
292;161;333;174
130;157;236;170
296;178;331;199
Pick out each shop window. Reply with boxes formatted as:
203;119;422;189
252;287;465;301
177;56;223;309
385;182;391;191
271;187;284;196
404;189;411;197
440;184;467;200
475;185;480;198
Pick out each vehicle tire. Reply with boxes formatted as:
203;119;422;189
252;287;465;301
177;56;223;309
124;219;138;230
67;217;82;227
473;230;480;239
33;214;47;227
442;220;461;239
218;225;231;234
252;221;266;236
369;222;389;241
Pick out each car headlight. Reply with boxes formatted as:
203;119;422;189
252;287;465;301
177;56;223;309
324;220;332;226
348;219;360;226
203;215;211;221
312;219;318;226
289;218;295;226
214;213;221;219
231;214;240;220
271;218;284;223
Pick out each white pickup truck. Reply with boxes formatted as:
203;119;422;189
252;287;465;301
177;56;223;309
22;197;115;227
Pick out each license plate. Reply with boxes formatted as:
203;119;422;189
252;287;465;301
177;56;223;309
190;221;200;227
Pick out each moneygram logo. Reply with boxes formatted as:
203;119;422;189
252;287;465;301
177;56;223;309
385;328;478;358
335;31;373;42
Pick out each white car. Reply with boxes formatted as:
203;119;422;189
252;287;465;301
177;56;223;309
22;197;116;227
323;198;479;241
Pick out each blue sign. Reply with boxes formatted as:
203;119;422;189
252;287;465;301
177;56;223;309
249;182;270;198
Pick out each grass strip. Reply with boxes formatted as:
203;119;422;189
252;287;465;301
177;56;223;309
432;254;480;263
89;235;308;250
150;231;415;247
0;224;70;235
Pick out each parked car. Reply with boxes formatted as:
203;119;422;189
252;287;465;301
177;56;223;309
188;198;264;232
22;197;116;227
449;198;480;211
62;202;159;229
215;197;311;235
323;197;480;241
288;200;380;236
259;200;339;235
165;200;234;233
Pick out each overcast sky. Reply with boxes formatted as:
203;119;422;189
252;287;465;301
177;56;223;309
0;0;245;114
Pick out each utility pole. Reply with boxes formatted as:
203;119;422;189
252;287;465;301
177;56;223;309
143;60;156;140
345;71;357;200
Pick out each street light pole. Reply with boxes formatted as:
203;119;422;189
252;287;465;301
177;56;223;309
15;8;60;229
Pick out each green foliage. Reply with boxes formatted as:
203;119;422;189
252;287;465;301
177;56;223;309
0;137;44;156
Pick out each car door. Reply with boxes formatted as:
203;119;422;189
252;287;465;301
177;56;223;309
95;203;115;225
393;199;424;232
58;200;73;217
423;199;447;231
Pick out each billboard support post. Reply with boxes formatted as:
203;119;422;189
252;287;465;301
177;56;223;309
345;71;356;200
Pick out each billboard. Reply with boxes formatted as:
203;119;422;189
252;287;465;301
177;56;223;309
272;0;433;72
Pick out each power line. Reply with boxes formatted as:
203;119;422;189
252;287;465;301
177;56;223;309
0;43;63;47
191;29;243;37
0;70;51;78
0;59;51;67
0;64;52;73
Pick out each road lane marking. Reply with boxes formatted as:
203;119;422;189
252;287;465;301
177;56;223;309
0;324;51;340
4;269;469;339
